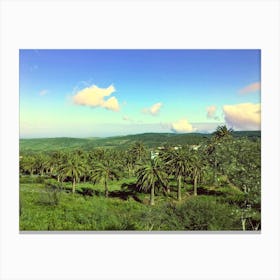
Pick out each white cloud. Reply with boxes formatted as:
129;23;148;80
239;82;261;94
207;105;216;118
142;102;162;116
223;103;261;130
39;89;48;96
103;96;119;111
73;84;120;112
171;119;196;133
206;105;220;120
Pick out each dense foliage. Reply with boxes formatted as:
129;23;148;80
19;127;261;231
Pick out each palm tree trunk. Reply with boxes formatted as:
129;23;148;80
166;184;170;194
150;183;155;205
242;218;246;231
194;174;198;196
72;177;76;193
104;179;109;198
214;157;218;187
128;165;133;177
177;175;182;201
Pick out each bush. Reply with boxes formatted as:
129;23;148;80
35;176;46;183
37;181;63;206
141;196;242;231
176;196;240;230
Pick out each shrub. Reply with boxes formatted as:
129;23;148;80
35;176;46;184
176;196;240;230
37;181;63;206
144;196;241;231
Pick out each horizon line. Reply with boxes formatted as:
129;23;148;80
19;130;261;140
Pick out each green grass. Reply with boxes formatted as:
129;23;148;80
20;181;149;230
19;176;253;231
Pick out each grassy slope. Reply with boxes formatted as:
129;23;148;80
19;131;261;152
19;131;261;230
20;176;243;231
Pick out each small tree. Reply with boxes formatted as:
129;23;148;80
166;148;190;201
130;141;147;163
204;125;234;187
59;154;85;193
91;161;120;198
189;151;205;196
213;125;233;141
136;158;167;205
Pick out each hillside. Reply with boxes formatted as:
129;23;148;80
19;131;261;152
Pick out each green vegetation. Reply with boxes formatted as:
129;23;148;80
19;127;261;231
19;131;260;152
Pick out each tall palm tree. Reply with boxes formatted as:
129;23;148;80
94;148;107;162
73;151;90;183
205;125;233;187
189;151;205;196
124;150;136;177
136;158;167;205
49;151;67;182
59;154;85;193
213;125;233;141
130;141;147;162
91;161;120;198
21;155;36;176
157;144;175;194
166;148;189;201
36;153;49;176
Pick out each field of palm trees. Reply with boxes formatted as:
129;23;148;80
19;126;261;231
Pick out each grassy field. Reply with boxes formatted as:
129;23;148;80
19;130;261;231
20;175;250;231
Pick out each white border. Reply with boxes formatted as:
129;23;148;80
1;0;279;280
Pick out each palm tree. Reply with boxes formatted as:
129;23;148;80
21;155;36;176
74;151;91;183
136;158;167;205
213;125;233;141
82;163;91;183
166;148;189;201
50;151;68;182
189;152;205;196
205;125;233;187
130;141;147;162
59;154;85;193
124;150;136;177
36;153;49;176
91;161;119;198
94;148;107;161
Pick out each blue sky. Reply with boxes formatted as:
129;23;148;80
20;49;261;138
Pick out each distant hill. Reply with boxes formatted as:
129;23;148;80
19;131;261;153
231;130;261;139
